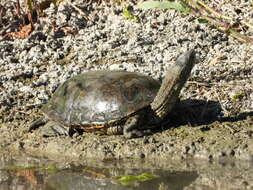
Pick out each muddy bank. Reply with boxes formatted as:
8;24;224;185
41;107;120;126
0;0;253;162
1;108;253;161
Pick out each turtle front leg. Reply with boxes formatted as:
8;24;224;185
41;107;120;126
123;115;144;138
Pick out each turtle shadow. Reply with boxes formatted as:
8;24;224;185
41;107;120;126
218;111;253;122
157;99;253;131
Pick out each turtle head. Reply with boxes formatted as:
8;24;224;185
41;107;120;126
150;50;196;120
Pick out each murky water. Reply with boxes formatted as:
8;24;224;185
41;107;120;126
0;152;253;190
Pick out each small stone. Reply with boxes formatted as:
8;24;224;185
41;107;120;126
139;153;145;159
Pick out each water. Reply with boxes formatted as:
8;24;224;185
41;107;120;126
0;152;252;190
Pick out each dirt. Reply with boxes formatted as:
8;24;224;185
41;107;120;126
0;101;253;162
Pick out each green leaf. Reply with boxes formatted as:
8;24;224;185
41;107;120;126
136;173;156;181
198;18;208;23
122;5;137;20
138;1;190;14
113;173;158;186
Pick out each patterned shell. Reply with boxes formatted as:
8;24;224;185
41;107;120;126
42;70;161;126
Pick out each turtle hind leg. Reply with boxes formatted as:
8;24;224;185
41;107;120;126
29;117;80;137
28;116;48;132
41;121;70;137
123;115;144;139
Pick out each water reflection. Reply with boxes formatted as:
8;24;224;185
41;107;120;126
0;162;197;189
0;152;253;190
45;168;197;190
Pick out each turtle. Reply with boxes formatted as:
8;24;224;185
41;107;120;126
30;50;195;138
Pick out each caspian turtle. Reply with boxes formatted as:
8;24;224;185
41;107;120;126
31;50;195;138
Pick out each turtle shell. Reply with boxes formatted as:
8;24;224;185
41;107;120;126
42;70;160;127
